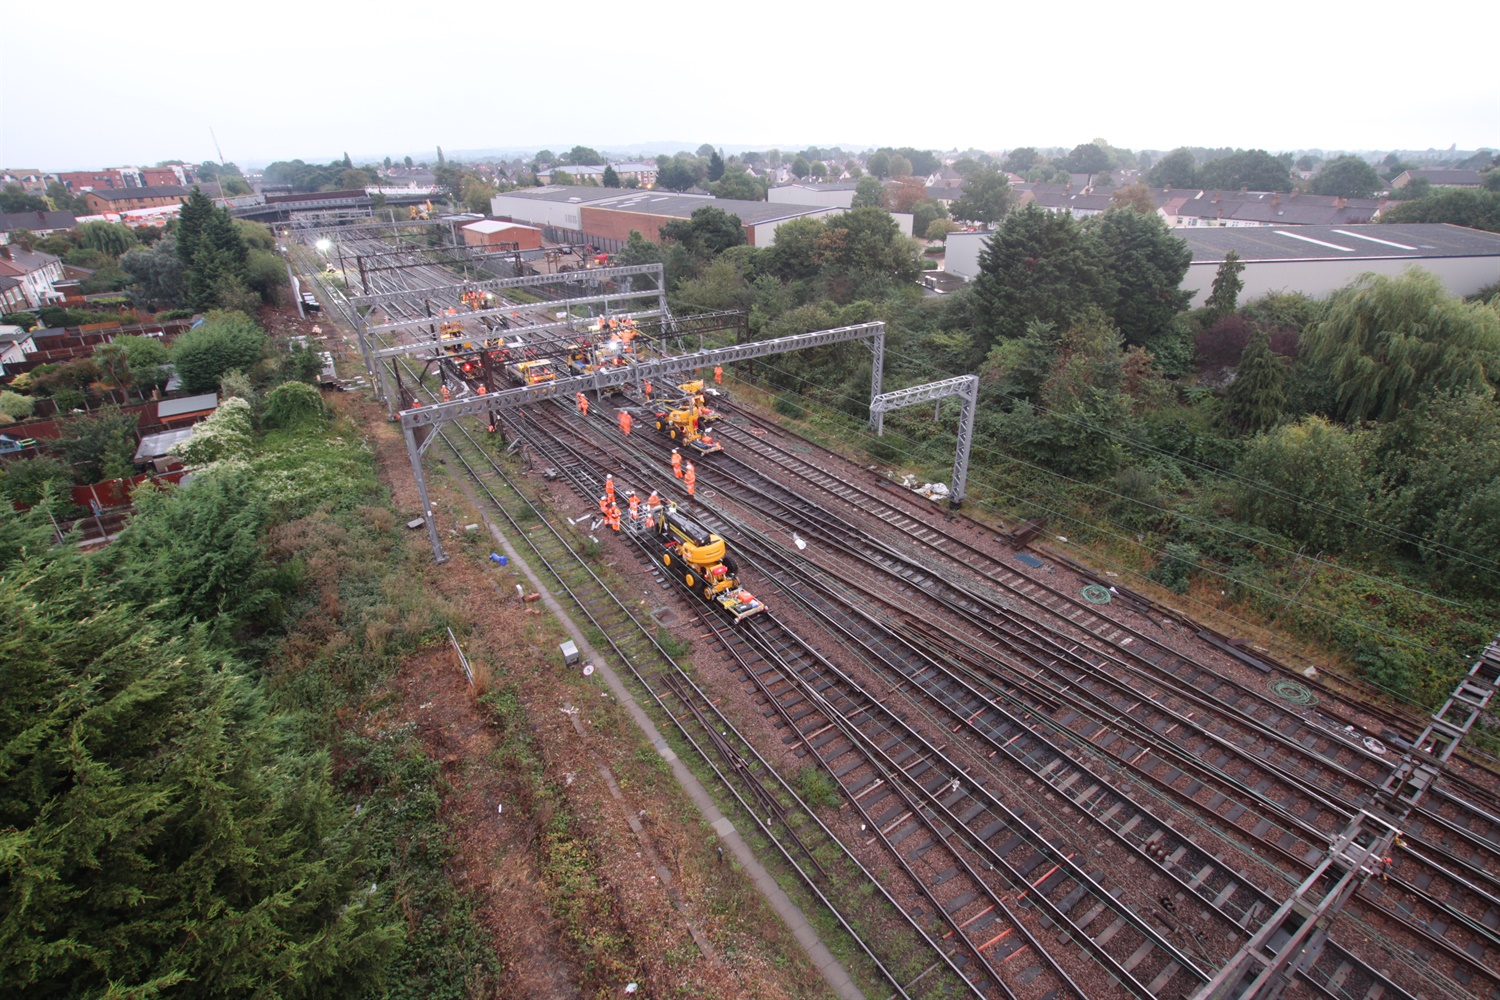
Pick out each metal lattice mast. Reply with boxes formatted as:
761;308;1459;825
869;375;978;508
1196;635;1500;999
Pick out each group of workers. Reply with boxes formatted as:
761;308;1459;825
597;475;666;533
575;364;722;532
670;448;697;495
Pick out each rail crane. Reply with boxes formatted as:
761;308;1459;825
654;501;764;622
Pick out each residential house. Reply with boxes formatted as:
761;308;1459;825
0;210;78;245
1390;168;1483;189
0;325;37;376
0;243;64;308
538;162;660;187
56;169;129;192
0;273;27;313
82;185;191;214
1;169;48;193
1166;190;1381;228
141;165;195;187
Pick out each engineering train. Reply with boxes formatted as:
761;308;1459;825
653;501;764;622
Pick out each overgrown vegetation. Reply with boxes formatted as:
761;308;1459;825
673;196;1499;715
0;316;497;998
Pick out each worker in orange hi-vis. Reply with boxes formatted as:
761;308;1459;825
604;474;616;504
599;494;610;516
577;392;589;416
605;503;621;532
627;491;640;521
643;379;653;400
440;384;450;402
618;410;632;435
714;365;723;385
671;448;682;478
684;461;697;497
646;490;661;514
476;383;487;395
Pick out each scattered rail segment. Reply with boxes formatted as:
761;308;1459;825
297;219;1500;1000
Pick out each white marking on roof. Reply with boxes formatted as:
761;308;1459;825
1275;231;1355;252
1331;230;1418;250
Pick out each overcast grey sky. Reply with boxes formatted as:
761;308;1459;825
4;1;1495;170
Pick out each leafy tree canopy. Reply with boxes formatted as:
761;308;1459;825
1310;155;1382;198
170;310;269;394
709;167;766;202
1379;188;1500;232
566;145;604;166
1302;268;1500;422
851;175;887;209
1197;149;1293;192
1221;328;1287;436
1064;142;1111;175
950;168;1013;226
1083;209;1192;347
659;206;747;259
0;184;45;213
1002;147;1039;175
1147;148;1198;188
972;204;1111;348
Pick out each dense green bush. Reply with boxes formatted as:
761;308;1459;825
170;310;268;393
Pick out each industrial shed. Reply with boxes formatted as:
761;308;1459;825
944;224;1500;300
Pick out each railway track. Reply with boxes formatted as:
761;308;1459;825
294;223;1500;999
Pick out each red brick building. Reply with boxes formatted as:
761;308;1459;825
56;169;128;192
83;186;191;214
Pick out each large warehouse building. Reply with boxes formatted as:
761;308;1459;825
489;187;843;250
944;223;1500;301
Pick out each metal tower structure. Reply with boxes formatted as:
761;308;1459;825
869;375;977;507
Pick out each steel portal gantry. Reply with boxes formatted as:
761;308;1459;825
352;263;670;414
869;375;977;507
399;321;888;561
351;262;667;313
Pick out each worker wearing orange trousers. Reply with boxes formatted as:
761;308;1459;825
671;448;682;478
713;365;723;385
618;410;632;435
646;490;661;514
577;392;589;416
643;379;653;400
684;462;696;497
604;474;615;504
627;492;639;521
605;504;621;532
599;495;609;516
